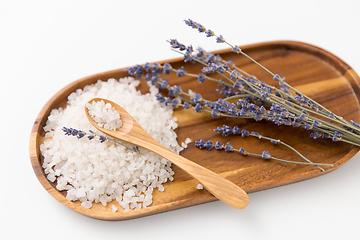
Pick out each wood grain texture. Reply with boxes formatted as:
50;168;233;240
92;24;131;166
30;41;360;220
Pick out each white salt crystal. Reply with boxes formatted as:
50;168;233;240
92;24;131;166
143;194;153;208
76;188;86;198
47;173;56;182
185;138;192;144
134;203;142;210
181;142;188;148
158;185;165;192
111;205;118;213
81;201;92;209
196;184;203;190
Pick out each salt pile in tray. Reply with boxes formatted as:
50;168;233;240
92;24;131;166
40;77;183;211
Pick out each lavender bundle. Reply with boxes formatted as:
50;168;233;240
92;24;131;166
126;19;360;171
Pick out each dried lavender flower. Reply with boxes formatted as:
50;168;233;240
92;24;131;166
198;73;206;83
212;124;329;171
183;102;190;109
176;66;186;77
62;127;140;154
262;151;271;159
125;19;360;173
194;103;203;113
195;137;332;168
163;63;172;74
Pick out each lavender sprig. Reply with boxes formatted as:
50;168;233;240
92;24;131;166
126;19;360;173
127;60;360;147
182;19;360;146
214;125;328;171
144;21;360;147
62;127;141;154
195;139;333;168
184;18;275;78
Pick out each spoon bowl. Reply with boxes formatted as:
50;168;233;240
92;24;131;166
85;97;249;209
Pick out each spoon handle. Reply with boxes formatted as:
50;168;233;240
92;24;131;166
133;132;249;209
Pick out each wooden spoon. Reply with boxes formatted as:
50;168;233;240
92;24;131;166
84;97;249;209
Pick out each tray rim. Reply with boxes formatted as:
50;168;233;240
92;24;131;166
29;40;360;220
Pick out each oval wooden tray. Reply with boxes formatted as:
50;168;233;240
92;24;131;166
30;41;360;220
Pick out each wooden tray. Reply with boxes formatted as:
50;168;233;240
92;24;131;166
30;41;360;220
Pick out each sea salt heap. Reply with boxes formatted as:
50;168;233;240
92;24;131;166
40;77;184;211
86;100;122;130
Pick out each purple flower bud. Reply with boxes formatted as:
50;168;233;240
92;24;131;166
206;52;215;63
214;126;223;134
273;74;282;81
171;98;179;108
239;147;247;155
168;39;185;51
232;45;240;53
163;63;172;74
144;73;152;82
194;103;203;113
195;139;206;149
212;109;219;118
184;19;196;27
144;62;152;72
205;140;214;150
183;102;190;109
158;79;168;89
224;142;233;152
305;123;313;130
197;24;205;33
215;141;223;150
176;66;186;77
310;131;322;139
312;120;322;127
216;35;225;43
77;131;86;139
191;93;202;104
230;70;240;80
262;151;271;159
150;75;158;85
127;65;143;79
164;97;171;106
322;133;330;138
201;63;217;74
155;93;165;103
133;146;140;153
168;85;182;97
205;29;214;37
222;125;232;136
197;73;206;83
232;126;240;135
241;129;249;137
99;135;106;143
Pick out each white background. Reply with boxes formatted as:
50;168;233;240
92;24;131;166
1;0;360;239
